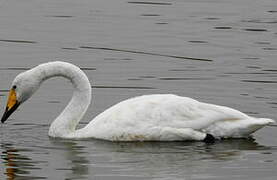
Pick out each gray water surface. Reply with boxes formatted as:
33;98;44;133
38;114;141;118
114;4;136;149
1;0;277;179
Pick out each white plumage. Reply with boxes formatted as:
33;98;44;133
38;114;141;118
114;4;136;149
2;61;274;141
76;94;273;141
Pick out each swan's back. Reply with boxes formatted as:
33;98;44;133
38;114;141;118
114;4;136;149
77;94;274;141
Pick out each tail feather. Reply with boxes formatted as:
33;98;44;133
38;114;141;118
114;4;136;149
241;118;275;136
204;117;275;138
256;118;275;125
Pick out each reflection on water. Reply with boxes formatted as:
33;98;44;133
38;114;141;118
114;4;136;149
0;120;276;180
50;138;274;179
49;139;89;179
1;137;271;179
1;144;44;180
91;138;268;160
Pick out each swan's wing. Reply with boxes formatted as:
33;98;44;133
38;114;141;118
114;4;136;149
151;95;274;138
155;96;248;129
90;94;247;130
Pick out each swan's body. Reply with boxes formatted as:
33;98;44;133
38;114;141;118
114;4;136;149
1;61;274;141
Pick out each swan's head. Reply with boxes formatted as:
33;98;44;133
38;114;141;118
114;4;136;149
1;70;40;123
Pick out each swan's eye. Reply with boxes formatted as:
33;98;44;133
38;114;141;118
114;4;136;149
12;85;17;89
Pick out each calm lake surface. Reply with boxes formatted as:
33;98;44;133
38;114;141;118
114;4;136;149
0;0;277;179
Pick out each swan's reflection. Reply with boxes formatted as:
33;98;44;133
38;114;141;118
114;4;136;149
49;139;89;179
0;139;90;180
91;137;268;155
1;144;21;180
0;143;43;180
48;137;271;179
84;138;271;177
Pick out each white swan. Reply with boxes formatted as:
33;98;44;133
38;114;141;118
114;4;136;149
1;61;274;142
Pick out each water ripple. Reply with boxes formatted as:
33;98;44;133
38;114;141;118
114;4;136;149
159;77;214;81
141;14;160;17
61;47;79;50
244;28;268;32
127;1;172;5
242;80;277;84
0;67;30;70
188;40;208;43
92;85;155;89
80;46;213;62
214;27;232;30
45;15;74;18
268;10;277;13
0;39;37;44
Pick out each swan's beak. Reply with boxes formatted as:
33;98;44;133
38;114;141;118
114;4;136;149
1;89;20;123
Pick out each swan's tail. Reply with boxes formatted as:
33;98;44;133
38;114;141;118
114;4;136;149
205;117;275;138
259;118;276;126
257;118;275;125
244;118;275;135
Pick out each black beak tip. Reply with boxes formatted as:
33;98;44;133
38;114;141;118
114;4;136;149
1;102;20;124
1;111;8;123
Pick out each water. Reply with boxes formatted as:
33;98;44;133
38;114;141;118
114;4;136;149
0;0;277;179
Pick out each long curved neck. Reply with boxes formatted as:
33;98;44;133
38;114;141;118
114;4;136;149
32;61;92;138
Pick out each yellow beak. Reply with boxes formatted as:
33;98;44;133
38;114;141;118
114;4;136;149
1;89;20;123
